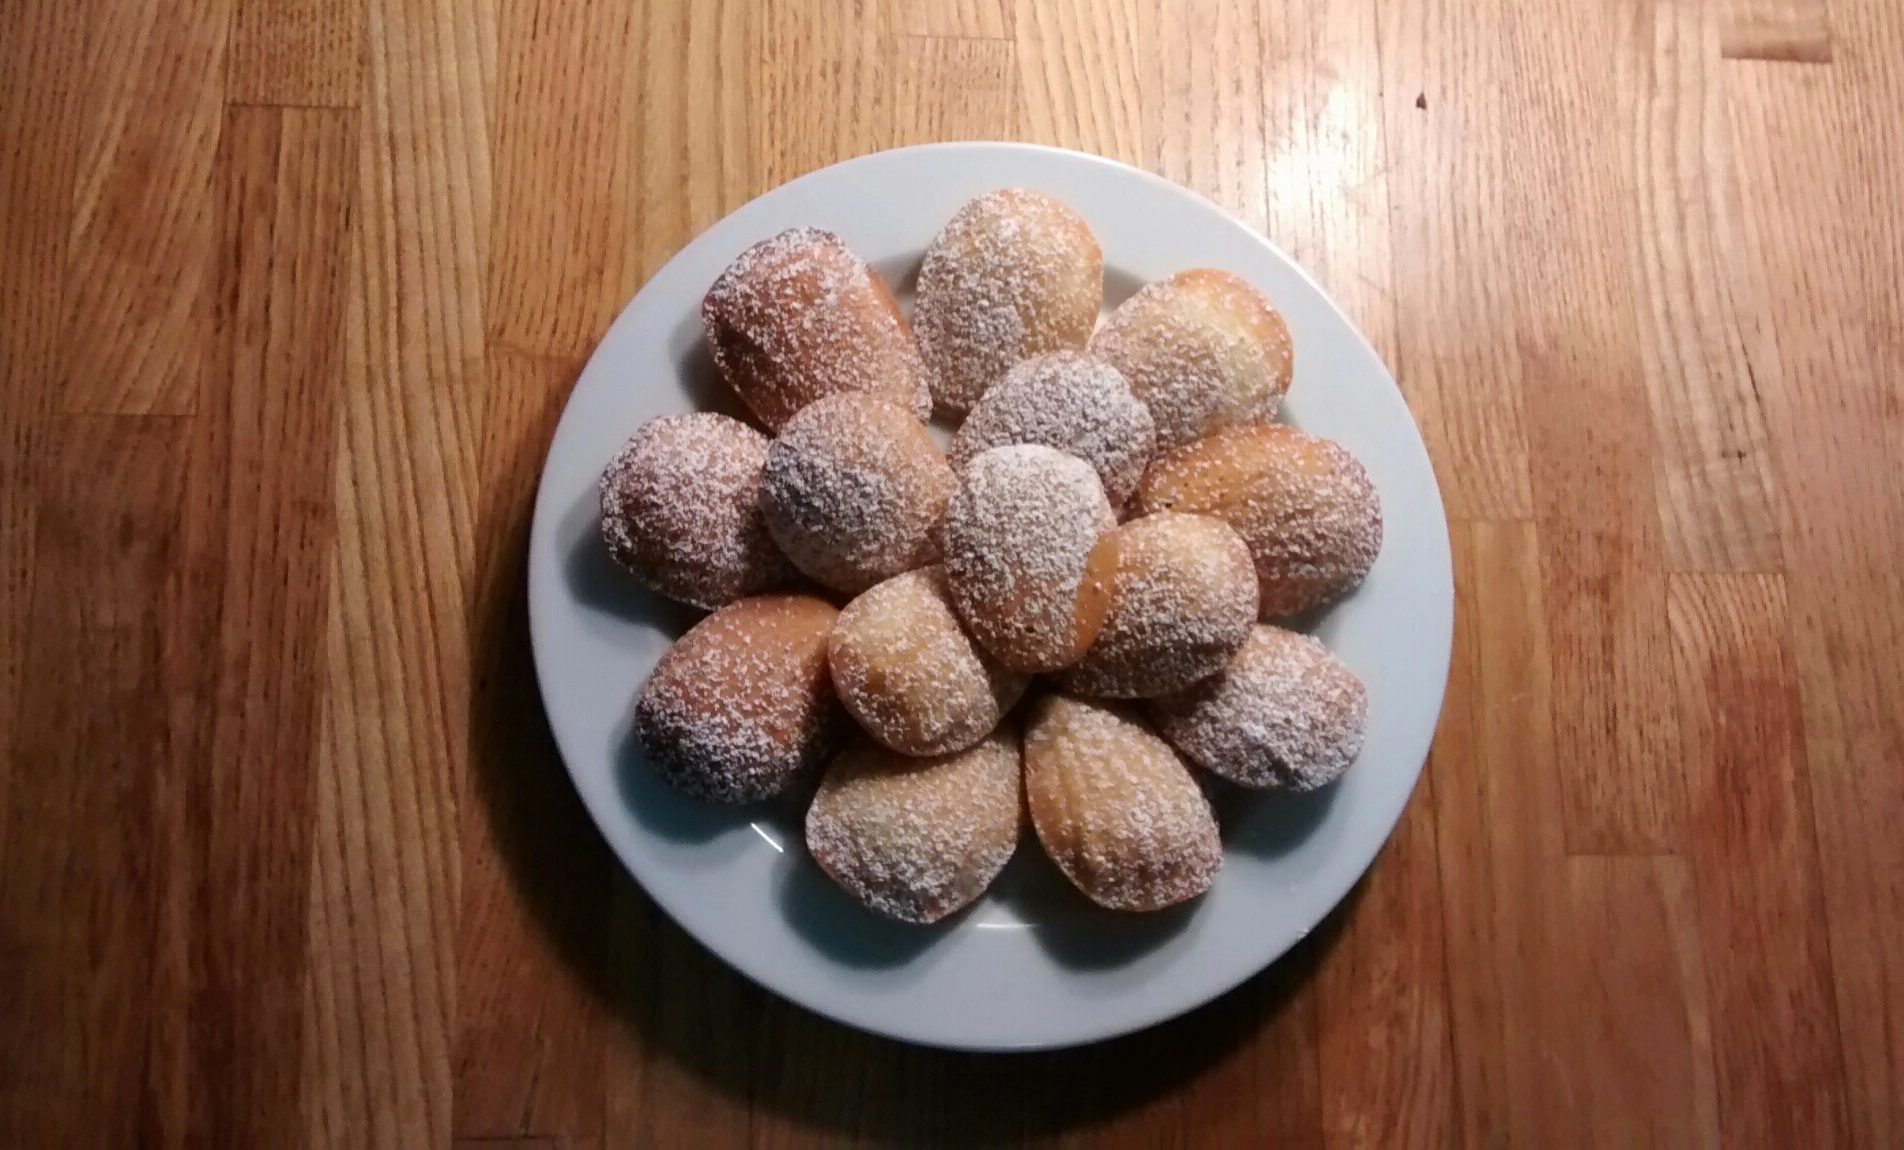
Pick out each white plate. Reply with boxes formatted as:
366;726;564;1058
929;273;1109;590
527;143;1453;1051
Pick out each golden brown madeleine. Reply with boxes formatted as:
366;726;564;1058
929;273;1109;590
599;413;795;609
1056;513;1257;699
805;730;1024;923
940;445;1118;673
914;189;1103;415
634;594;850;803
1089;268;1293;450
701;227;931;430
1148;625;1367;792
1023;693;1221;912
828;567;1029;757
759;393;956;596
1135;423;1381;618
948;351;1156;510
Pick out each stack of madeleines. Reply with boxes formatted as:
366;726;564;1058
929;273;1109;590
601;191;1380;924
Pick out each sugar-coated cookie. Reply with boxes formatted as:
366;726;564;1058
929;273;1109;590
914;189;1103;415
702;228;931;430
1135;423;1380;617
1090;268;1292;450
1023;693;1221;912
806;730;1023;923
634;594;850;803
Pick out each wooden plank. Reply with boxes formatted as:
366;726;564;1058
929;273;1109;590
1635;0;1782;571
1431;521;1575;1146
168;102;355;1147
300;0;494;1138
1668;573;1848;1144
61;0;230;414
455;349;616;1145
230;0;363;106
1506;0;1685;854
1315;802;1456;1148
1375;0;1534;520
1724;44;1904;1146
486;0;638;359
0;0;94;875
354;0;494;588
0;418;186;1146
1562;856;1720;1148
890;34;1021;148
1014;0;1151;168
754;0;892;186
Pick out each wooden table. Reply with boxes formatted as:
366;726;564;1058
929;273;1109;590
2;0;1894;1145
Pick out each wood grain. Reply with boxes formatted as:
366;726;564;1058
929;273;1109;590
1637;0;1782;572
626;0;758;283
1376;0;1534;520
1;417;186;1147
0;0;95;878
1669;573;1848;1143
1154;0;1269;232
230;0;364;107
8;0;1904;1143
1509;0;1685;855
487;0;636;359
891;34;1021;148
63;0;229;414
895;0;1013;40
1562;855;1719;1148
1014;0;1151;167
755;1;892;186
181;101;356;1147
1721;0;1832;62
1724;23;1904;1141
457;349;615;1146
1432;521;1575;1147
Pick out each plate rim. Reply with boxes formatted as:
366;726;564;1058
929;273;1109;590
526;140;1455;1051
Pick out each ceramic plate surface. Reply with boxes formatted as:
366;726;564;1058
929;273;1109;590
527;143;1453;1051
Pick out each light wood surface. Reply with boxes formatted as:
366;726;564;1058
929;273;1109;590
1;0;1895;1144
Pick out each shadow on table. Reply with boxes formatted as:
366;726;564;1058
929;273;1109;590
469;392;1362;1143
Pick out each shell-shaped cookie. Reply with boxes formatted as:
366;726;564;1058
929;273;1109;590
829;567;1028;757
1023;693;1221;912
1135;423;1380;618
1147;625;1368;792
806;730;1024;923
634;594;850;803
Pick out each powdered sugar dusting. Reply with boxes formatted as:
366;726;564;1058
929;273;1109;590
1090;268;1293;450
1058;513;1258;699
760;393;955;595
941;445;1116;672
914;190;1103;415
635;595;850;803
702;227;931;429
949;351;1156;509
1138;424;1381;618
805;731;1023;923
599;413;793;609
1147;625;1368;792
1024;694;1221;912
828;566;1028;757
